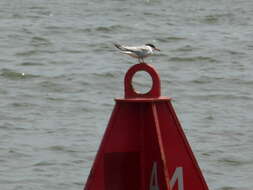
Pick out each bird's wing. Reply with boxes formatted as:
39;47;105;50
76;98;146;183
114;44;147;52
123;45;148;52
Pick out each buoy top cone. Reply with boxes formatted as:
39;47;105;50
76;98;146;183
84;62;209;190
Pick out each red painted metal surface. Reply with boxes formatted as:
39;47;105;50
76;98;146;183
84;63;209;190
124;63;160;98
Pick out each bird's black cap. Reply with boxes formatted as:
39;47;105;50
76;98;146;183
145;43;160;51
145;43;156;48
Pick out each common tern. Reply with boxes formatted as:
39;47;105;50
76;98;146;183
114;43;160;63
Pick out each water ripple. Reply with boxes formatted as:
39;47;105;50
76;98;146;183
156;36;186;42
30;36;52;47
94;25;133;33
169;56;218;63
0;69;39;80
20;62;45;66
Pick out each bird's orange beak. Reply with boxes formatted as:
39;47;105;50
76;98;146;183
155;48;161;51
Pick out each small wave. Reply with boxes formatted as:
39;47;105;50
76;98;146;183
16;49;57;56
0;125;9;130
46;97;66;102
44;26;73;35
239;80;253;85
156;36;186;42
38;81;65;92
0;69;39;80
15;50;37;56
93;72;116;78
226;50;246;56
202;13;234;24
169;56;217;63
218;157;243;166
94;25;132;33
75;25;132;36
143;12;161;17
8;149;30;158
20;62;44;66
32;36;50;42
28;6;52;16
12;102;35;108
31;36;52;47
48;145;78;153
75;28;92;33
12;13;25;19
84;42;114;52
204;115;214;120
62;49;86;54
190;78;214;84
220;187;237;190
0;88;7;95
48;145;66;151
34;161;55;166
95;25;119;32
203;15;219;24
174;45;197;52
189;94;253;101
73;182;84;186
29;6;47;10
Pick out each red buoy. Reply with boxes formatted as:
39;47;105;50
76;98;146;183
84;63;209;190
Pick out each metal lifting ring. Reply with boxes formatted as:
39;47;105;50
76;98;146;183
124;63;161;98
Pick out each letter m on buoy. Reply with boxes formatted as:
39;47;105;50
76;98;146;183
84;63;209;190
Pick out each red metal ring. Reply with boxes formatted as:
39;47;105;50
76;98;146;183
124;63;161;98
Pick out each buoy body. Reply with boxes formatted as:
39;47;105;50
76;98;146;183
84;64;209;190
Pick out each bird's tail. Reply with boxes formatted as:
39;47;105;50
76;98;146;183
113;43;126;51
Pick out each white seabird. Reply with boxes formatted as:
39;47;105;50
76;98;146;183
114;43;160;63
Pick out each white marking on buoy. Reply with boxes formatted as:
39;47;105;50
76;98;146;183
150;162;159;190
169;167;184;190
150;162;184;190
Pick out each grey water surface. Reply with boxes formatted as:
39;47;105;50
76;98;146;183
0;0;253;190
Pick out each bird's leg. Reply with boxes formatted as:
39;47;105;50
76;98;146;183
138;58;141;64
141;58;144;63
